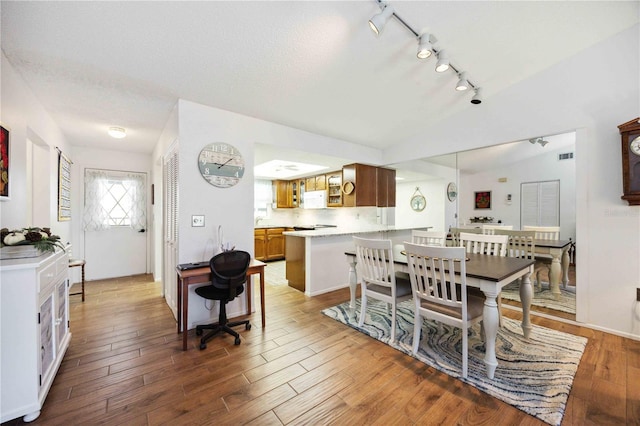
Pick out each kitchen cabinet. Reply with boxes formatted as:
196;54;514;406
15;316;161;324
274;180;299;208
1;249;71;423
305;177;316;191
326;171;343;207
342;163;396;207
342;163;378;207
254;228;286;261
376;167;396;207
315;174;326;190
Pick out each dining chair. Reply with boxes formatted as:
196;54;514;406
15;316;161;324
449;227;481;247
458;232;508;326
404;242;485;379
353;236;413;342
494;229;537;289
522;225;560;290
481;224;513;235
411;229;447;247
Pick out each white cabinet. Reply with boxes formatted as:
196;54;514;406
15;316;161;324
1;249;71;423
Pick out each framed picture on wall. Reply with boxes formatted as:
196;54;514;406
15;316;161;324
474;190;492;209
0;124;9;200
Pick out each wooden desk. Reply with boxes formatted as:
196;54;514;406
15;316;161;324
345;250;534;379
176;259;266;351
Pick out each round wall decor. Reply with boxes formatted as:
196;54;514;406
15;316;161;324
447;182;458;202
197;142;245;188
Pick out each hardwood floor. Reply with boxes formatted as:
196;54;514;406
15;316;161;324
3;271;639;425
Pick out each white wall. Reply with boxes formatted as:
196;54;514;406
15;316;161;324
385;25;640;338
395;180;447;231
0;53;72;242
459;143;576;240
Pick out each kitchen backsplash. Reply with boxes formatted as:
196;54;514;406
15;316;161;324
256;205;391;228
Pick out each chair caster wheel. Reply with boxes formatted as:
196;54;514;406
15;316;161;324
246;323;251;330
234;337;241;345
199;343;207;350
196;328;203;336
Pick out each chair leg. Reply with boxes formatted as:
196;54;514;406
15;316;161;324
462;325;468;379
412;310;421;355
390;304;396;342
359;291;367;327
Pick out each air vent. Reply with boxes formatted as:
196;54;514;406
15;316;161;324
558;152;574;161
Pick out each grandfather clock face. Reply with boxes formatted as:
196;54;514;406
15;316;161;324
627;134;640;193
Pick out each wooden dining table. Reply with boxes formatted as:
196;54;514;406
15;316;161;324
345;249;535;380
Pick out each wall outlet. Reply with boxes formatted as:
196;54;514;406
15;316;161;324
192;215;205;227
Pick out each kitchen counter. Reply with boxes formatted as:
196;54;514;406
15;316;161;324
284;225;432;296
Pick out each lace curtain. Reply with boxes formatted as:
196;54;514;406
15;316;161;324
83;169;147;232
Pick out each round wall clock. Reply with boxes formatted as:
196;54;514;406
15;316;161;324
447;182;458;202
198;142;245;188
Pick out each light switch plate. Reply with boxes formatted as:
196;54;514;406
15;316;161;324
192;215;205;227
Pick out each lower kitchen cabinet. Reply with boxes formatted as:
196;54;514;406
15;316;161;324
254;228;286;261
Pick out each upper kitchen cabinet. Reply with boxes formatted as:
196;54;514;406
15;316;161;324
274;180;299;208
376;167;396;207
342;163;396;207
326;171;343;207
342;163;378;207
315;174;326;191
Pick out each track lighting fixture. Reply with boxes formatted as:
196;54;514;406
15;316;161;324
529;137;549;147
368;3;394;36
471;88;482;104
417;33;434;59
435;50;450;73
455;72;469;91
367;1;481;105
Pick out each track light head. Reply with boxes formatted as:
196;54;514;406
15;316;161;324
539;140;549;147
471;88;482;105
417;33;433;59
369;3;394;36
435;50;449;72
529;138;538;144
455;72;469;91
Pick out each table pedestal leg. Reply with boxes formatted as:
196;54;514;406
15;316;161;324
348;259;358;319
549;249;562;300
519;267;533;340
562;248;570;289
481;287;499;379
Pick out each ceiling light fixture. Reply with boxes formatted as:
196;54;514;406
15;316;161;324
435;50;450;73
455;72;469;91
471;88;482;104
529;137;549;147
417;33;434;59
108;126;126;139
368;3;394;36
367;0;481;104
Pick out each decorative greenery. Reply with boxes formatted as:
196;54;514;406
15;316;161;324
1;227;65;253
469;216;494;223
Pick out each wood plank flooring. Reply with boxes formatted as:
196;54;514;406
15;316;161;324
3;271;639;425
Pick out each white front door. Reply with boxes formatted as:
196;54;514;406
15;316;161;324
85;227;147;279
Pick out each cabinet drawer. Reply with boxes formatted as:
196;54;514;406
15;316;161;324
55;251;70;275
38;262;57;294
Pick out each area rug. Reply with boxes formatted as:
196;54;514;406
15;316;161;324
501;281;576;314
322;299;586;426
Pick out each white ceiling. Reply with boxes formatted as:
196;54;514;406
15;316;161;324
2;1;637;169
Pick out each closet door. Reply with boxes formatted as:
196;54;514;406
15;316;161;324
163;144;179;319
521;180;560;227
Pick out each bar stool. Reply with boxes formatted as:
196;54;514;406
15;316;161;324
69;259;86;302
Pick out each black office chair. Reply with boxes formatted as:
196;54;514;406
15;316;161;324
195;250;252;349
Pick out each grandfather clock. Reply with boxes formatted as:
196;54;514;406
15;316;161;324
618;117;640;205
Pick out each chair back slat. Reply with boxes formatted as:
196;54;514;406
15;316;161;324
459;232;508;257
522;225;560;240
449;227;481;247
481;224;513;235
411;230;447;247
494;229;536;259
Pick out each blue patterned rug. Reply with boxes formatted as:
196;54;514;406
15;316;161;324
501;281;576;314
322;299;586;426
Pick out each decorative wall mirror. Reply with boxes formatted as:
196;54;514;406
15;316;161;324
410;187;426;211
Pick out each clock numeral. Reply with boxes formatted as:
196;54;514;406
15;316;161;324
204;167;210;174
